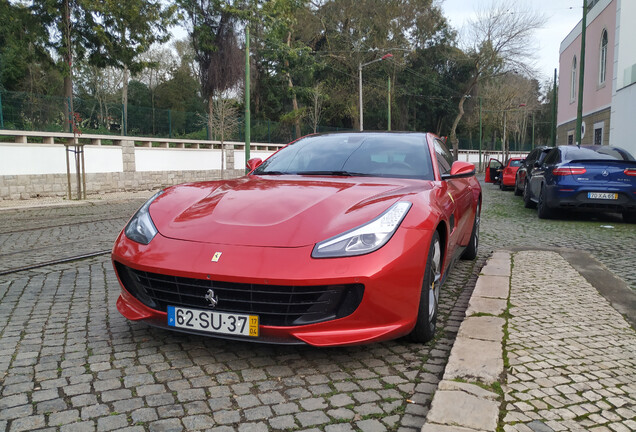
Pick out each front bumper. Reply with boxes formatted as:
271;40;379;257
112;228;433;346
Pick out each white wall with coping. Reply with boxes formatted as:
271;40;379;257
0;142;525;177
0;130;528;200
0;143;123;175
135;148;222;172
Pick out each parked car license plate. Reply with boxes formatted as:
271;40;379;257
588;192;617;200
167;306;259;337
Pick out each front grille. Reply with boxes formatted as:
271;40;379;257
114;262;364;326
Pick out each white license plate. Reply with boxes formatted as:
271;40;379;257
588;192;617;200
167;306;259;337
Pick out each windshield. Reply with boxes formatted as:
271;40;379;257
253;133;435;180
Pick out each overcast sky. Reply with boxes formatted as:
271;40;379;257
439;0;585;83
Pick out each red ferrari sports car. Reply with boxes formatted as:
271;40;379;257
112;132;481;346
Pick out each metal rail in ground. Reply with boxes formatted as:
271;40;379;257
0;250;111;276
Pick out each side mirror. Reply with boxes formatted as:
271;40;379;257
442;161;475;179
246;158;263;172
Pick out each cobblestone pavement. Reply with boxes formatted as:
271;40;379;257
0;195;485;431
0;180;634;431
0;200;147;273
480;183;636;291
503;251;636;432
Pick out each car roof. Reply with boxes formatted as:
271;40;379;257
556;145;636;161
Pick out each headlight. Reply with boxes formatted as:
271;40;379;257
312;201;412;258
124;191;164;244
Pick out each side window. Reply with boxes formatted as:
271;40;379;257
434;139;453;175
526;149;538;165
543;149;560;165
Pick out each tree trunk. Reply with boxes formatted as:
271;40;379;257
449;94;468;161
63;0;73;133
313;92;318;133
121;66;129;135
208;96;221;178
449;77;478;160
286;32;301;139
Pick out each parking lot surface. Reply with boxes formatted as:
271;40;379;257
0;179;634;431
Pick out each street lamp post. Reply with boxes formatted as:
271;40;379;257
359;53;393;131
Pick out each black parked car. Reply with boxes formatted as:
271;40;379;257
523;145;636;221
514;146;552;196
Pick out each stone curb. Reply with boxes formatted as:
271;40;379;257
422;251;511;432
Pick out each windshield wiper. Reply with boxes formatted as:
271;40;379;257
255;171;287;175
296;170;370;177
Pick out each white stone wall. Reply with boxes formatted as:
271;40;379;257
0;136;273;200
0;132;519;200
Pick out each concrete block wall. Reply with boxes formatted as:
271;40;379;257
0;169;245;200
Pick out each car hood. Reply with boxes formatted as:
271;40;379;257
149;175;432;247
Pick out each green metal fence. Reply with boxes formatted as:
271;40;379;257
457;135;538;152
0;90;354;143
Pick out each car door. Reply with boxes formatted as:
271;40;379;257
434;139;473;254
530;148;560;199
485;158;503;183
518;149;538;186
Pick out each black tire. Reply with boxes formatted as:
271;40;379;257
537;184;553;219
461;202;480;261
514;176;523;196
523;181;536;209
410;231;442;343
623;211;636;224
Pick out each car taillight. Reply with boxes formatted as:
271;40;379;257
624;168;636;177
553;166;586;175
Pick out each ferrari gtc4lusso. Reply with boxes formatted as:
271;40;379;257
112;132;481;346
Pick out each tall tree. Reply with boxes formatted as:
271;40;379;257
0;1;55;93
295;0;451;130
259;0;312;138
178;0;245;166
447;0;544;158
29;0;97;129
88;0;176;134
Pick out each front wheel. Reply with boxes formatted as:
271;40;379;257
410;232;442;343
523;181;536;209
514;176;523;196
461;202;480;260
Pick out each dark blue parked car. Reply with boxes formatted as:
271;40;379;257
524;145;636;222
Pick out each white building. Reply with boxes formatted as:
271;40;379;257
609;0;636;156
